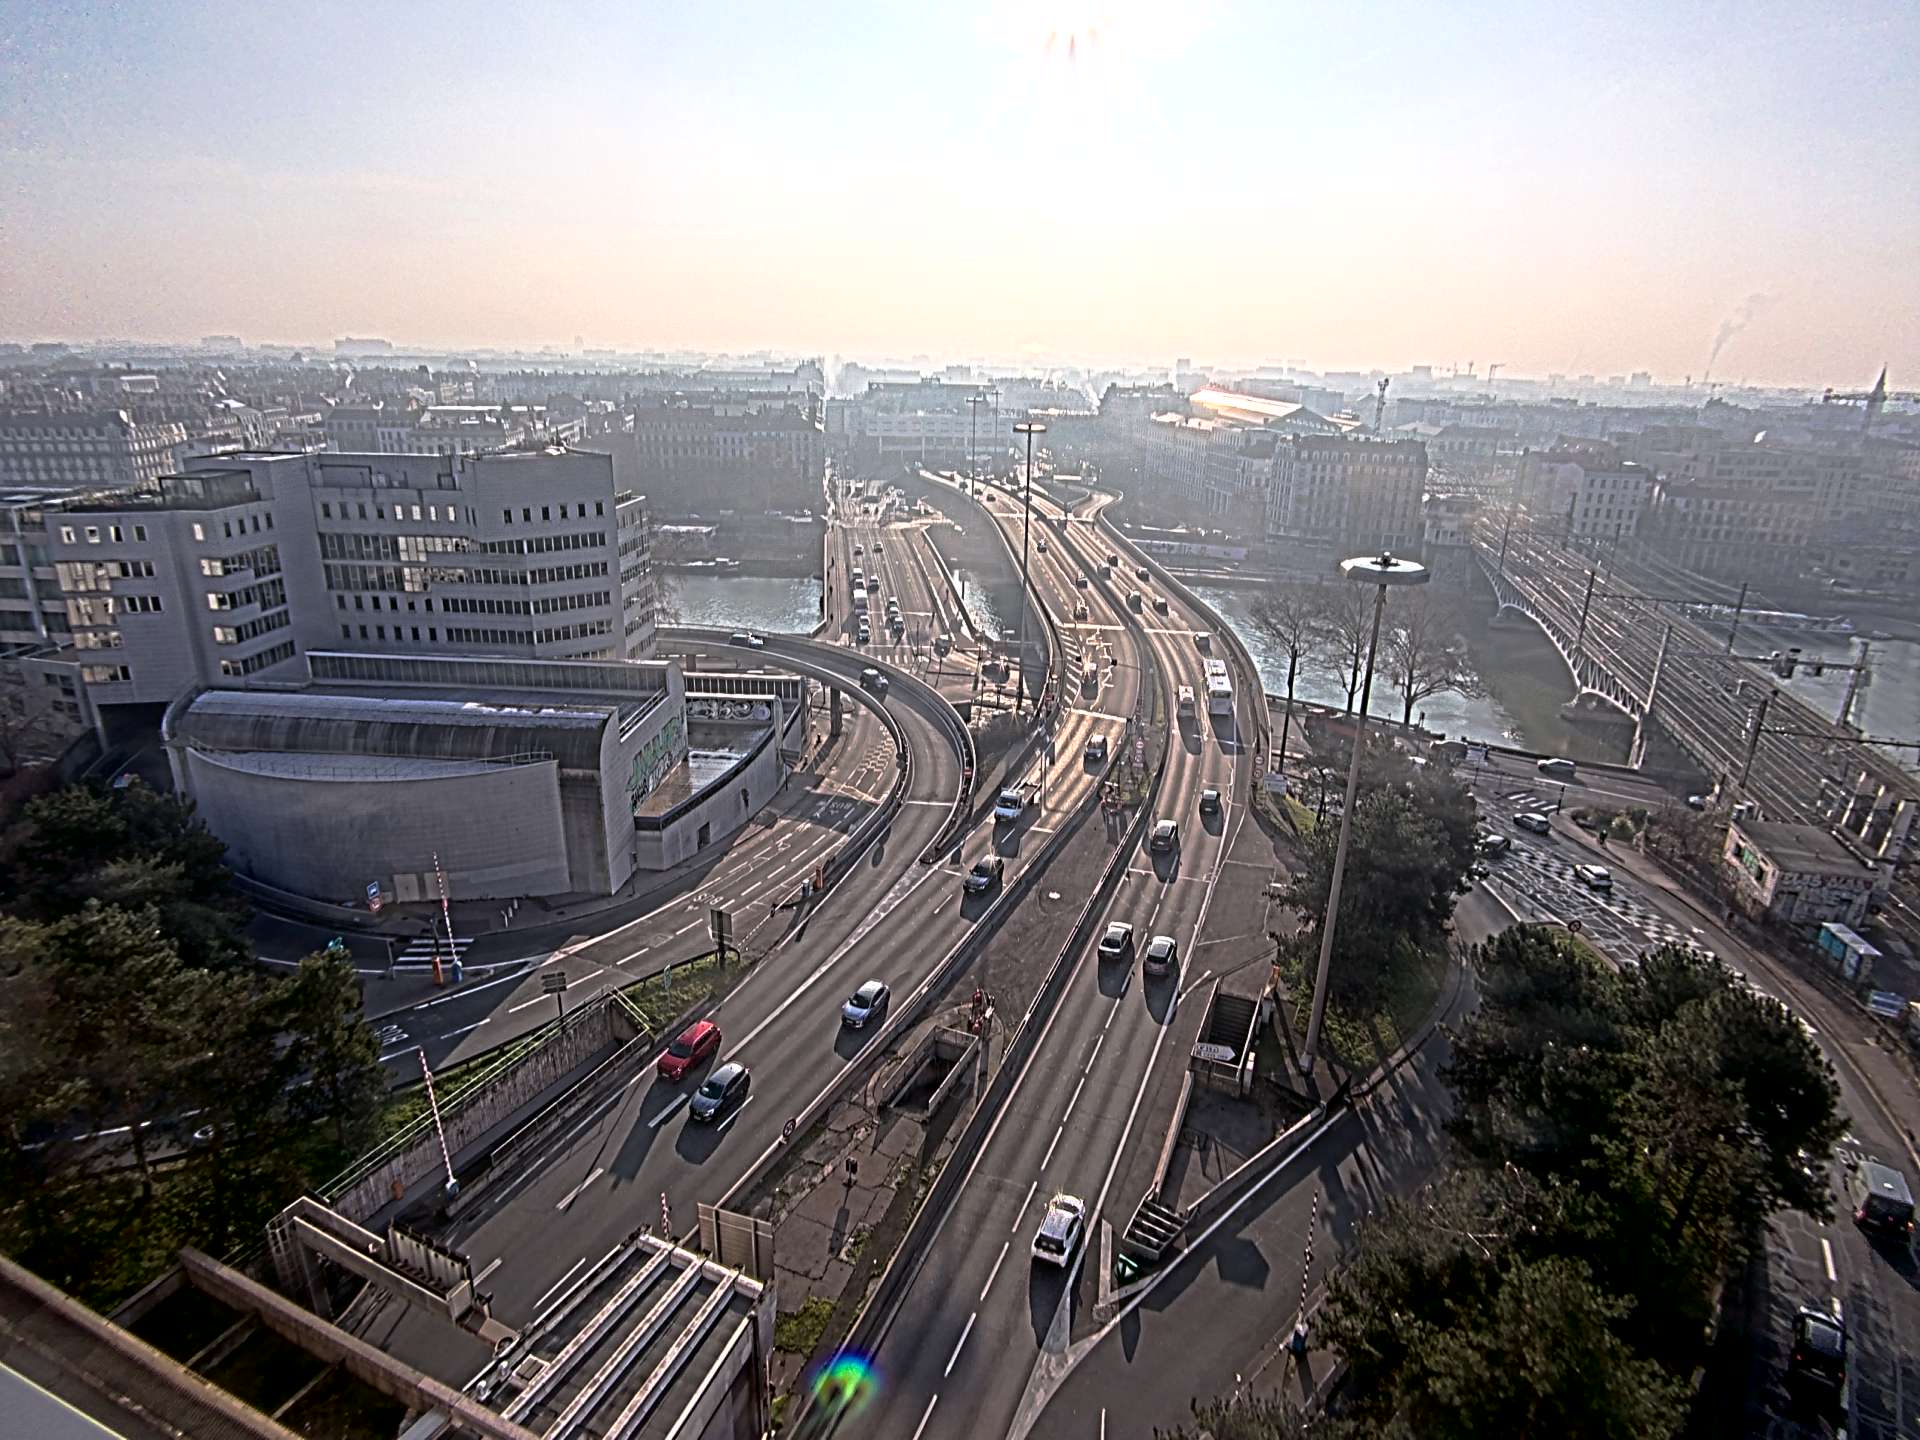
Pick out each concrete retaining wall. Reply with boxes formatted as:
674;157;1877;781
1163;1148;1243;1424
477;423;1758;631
331;1003;622;1223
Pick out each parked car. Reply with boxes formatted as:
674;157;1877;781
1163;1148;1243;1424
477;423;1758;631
658;1020;721;1082
1031;1193;1086;1266
1097;921;1134;959
841;980;891;1029
1143;933;1179;977
964;855;1005;893
1149;819;1179;852
1513;812;1552;835
1573;863;1613;890
689;1061;752;1123
1198;788;1222;815
1085;734;1109;763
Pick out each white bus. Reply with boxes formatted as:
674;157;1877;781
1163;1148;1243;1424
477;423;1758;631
1203;659;1233;716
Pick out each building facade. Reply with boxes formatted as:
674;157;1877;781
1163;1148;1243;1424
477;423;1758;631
628;392;824;514
0;409;188;493
1516;446;1653;542
0;444;659;737
1723;818;1876;928
1266;434;1428;564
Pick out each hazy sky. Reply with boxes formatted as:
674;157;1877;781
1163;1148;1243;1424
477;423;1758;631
3;0;1915;386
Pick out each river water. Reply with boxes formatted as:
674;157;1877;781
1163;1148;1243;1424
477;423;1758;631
668;574;823;634
1191;583;1523;744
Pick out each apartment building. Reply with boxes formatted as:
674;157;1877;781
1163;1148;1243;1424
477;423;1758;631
1516;446;1653;542
1267;435;1428;565
629;391;824;513
0;409;188;492
0;444;657;741
1643;439;1861;581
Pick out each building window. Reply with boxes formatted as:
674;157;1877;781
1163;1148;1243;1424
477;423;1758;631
321;502;332;519
541;506;550;522
358;625;368;639
192;523;205;541
342;624;351;639
503;508;513;524
60;526;76;544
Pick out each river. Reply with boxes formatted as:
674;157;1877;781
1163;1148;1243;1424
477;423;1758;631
667;574;823;634
1190;583;1523;744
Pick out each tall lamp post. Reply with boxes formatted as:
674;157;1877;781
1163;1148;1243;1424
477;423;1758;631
967;393;987;490
1299;550;1429;1075
1012;420;1047;714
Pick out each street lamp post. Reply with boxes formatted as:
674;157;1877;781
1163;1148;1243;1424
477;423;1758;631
967;393;987;490
1012;420;1047;714
1299;551;1430;1076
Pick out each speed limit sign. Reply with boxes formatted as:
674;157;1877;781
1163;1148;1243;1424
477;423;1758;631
782;1117;798;1142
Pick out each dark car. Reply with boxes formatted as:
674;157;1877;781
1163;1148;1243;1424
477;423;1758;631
1075;573;1090;588
1085;734;1109;764
1198;788;1222;815
1149;819;1179;852
1787;1306;1846;1397
964;855;1005;893
841;980;890;1029
689;1061;751;1123
1134;565;1150;581
658;1020;721;1082
1143;933;1178;977
934;634;952;655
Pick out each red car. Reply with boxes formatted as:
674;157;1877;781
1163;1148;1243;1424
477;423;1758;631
657;1020;721;1081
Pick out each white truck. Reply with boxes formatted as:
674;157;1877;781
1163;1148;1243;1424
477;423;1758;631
993;782;1039;824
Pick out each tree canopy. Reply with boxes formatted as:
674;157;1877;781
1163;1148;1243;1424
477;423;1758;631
0;780;387;1304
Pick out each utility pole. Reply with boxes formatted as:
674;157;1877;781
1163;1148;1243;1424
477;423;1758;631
1012;420;1046;714
1839;640;1871;729
967;393;986;489
1725;580;1749;655
1572;568;1597;663
1497;503;1516;577
1738;688;1776;791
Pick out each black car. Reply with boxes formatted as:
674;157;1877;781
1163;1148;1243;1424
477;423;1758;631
1787;1306;1846;1397
1198;788;1221;815
1149;819;1178;852
1134;566;1150;581
963;855;1005;893
689;1061;751;1123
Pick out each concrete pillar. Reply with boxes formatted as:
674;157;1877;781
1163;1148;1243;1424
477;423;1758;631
829;686;844;739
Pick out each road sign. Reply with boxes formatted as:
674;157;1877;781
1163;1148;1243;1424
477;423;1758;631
1191;1042;1237;1064
710;907;730;950
366;881;383;913
1133;736;1146;768
1567;919;1584;934
542;971;569;995
782;1117;798;1142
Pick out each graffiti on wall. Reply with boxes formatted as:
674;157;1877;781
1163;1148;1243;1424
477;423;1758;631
687;698;773;723
627;712;686;800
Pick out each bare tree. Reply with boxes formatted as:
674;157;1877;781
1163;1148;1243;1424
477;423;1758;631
1384;589;1483;728
1313;583;1372;715
1248;583;1320;774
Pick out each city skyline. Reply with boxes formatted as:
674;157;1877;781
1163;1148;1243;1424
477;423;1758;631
4;0;1916;387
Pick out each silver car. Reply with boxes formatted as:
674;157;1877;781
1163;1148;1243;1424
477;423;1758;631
841;980;891;1028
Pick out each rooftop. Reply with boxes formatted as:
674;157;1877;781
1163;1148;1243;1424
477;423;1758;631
1733;818;1873;877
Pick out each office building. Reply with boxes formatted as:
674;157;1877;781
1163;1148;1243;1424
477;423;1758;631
1516;445;1653;542
0;444;658;740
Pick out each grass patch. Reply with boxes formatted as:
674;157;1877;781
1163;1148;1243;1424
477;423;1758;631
774;1295;836;1355
618;947;742;1034
1283;794;1318;834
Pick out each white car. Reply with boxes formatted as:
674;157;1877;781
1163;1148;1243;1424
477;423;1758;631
1513;812;1552;835
1096;921;1134;959
1032;1193;1085;1266
1573;863;1612;891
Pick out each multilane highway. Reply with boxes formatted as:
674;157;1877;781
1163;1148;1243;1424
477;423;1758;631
852;482;1258;1440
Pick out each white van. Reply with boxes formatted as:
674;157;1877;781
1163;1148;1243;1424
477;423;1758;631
1177;685;1195;715
1536;757;1577;780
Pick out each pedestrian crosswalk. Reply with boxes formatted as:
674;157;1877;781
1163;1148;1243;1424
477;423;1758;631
395;933;474;965
1490;843;1711;960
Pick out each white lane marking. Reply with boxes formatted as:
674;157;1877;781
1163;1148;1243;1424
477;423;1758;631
1012;1179;1038;1233
1084;1034;1103;1072
474;1256;503;1284
648;1095;689;1129
944;1311;978;1377
1100;1409;1107;1439
1102;1003;1119;1032
1821;1235;1836;1282
1062;1076;1087;1124
1041;1125;1064;1171
725;862;943;1057
980;1240;1012;1302
1833;1296;1843;1323
555;1166;606;1212
532;1251;597;1312
437;1019;489;1040
379;1049;414;1063
910;1395;939;1440
717;1096;755;1131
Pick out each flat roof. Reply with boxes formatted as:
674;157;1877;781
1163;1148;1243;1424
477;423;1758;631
1733;819;1871;877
